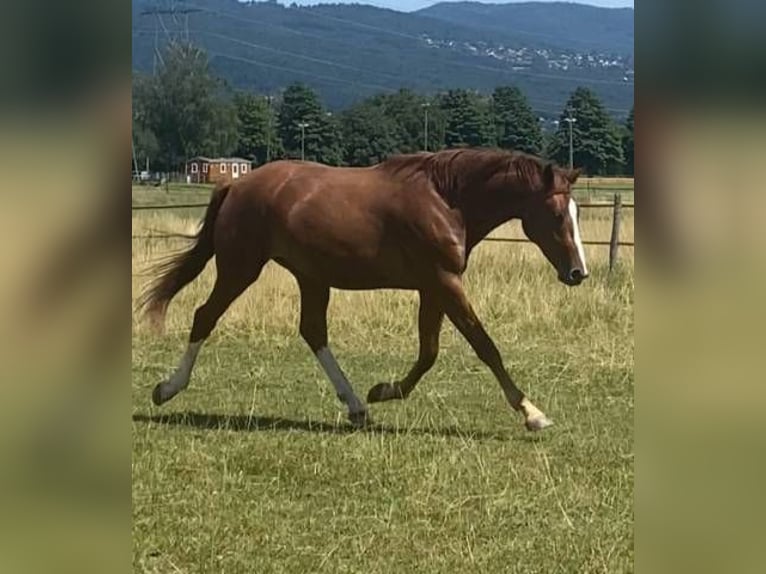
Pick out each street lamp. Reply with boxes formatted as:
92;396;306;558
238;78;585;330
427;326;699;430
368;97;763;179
297;121;309;161
422;102;430;151
265;95;274;163
564;115;577;170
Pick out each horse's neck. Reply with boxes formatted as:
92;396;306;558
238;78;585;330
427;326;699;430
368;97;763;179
459;180;524;251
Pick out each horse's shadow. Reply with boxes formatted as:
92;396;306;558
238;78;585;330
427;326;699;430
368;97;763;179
131;411;538;442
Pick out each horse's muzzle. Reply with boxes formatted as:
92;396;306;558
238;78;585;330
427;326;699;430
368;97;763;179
560;268;588;286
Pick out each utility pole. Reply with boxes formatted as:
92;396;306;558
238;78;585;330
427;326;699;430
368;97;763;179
564;115;577;170
139;6;202;72
265;95;274;163
132;139;139;182
297;121;309;161
422;102;430;151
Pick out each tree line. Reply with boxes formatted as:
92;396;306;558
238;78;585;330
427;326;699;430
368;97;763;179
133;42;634;177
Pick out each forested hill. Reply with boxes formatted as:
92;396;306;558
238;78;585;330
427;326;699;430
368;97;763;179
417;2;634;56
132;0;633;117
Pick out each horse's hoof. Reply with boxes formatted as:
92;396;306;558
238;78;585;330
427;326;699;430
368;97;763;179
525;415;554;432
367;382;400;403
348;410;372;428
152;383;167;406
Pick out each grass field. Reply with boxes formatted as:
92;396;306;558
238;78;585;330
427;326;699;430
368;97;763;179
132;183;634;573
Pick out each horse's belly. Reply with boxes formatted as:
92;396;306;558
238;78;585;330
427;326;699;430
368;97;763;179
327;267;418;290
272;250;419;290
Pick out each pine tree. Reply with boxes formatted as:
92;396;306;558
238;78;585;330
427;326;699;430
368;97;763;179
440;89;494;148
491;86;543;155
233;92;282;164
549;87;624;175
277;83;342;164
318;113;344;166
622;106;634;176
132;75;159;169
371;89;444;153
340;102;398;166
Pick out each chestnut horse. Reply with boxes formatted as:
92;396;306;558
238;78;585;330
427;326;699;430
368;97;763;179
140;148;587;431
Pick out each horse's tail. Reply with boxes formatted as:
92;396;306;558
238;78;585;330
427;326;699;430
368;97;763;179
138;182;231;331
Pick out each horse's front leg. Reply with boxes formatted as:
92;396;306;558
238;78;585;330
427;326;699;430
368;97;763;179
367;290;443;403
436;271;553;431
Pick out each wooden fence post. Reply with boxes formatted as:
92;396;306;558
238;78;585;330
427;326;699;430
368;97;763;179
609;193;622;272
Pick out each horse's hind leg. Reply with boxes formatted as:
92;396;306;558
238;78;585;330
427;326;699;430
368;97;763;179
152;262;264;406
297;279;369;427
367;290;443;403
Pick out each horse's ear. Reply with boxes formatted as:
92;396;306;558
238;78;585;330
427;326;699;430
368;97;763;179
542;162;555;189
566;168;582;184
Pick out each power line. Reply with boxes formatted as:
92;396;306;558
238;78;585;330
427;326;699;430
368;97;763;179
208;50;398;95
298;3;633;56
134;27;407;89
133;29;630;116
139;5;203;71
290;9;634;86
172;1;633;88
201;31;405;82
177;1;337;43
286;7;427;41
199;27;632;94
134;3;632;115
139;6;202;15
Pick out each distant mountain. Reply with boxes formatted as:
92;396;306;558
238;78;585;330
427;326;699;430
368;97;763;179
132;0;633;117
417;2;634;56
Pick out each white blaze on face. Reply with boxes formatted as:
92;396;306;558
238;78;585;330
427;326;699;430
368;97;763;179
568;198;588;275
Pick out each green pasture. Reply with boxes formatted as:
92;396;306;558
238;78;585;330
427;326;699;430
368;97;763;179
132;181;634;573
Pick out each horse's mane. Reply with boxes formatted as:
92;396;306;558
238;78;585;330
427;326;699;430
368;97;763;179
379;148;545;205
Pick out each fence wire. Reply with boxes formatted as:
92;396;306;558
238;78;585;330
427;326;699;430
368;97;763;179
131;199;634;248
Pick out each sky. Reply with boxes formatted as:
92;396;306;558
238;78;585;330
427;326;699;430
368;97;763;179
282;0;635;11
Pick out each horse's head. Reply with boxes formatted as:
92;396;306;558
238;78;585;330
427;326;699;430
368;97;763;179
521;163;588;286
